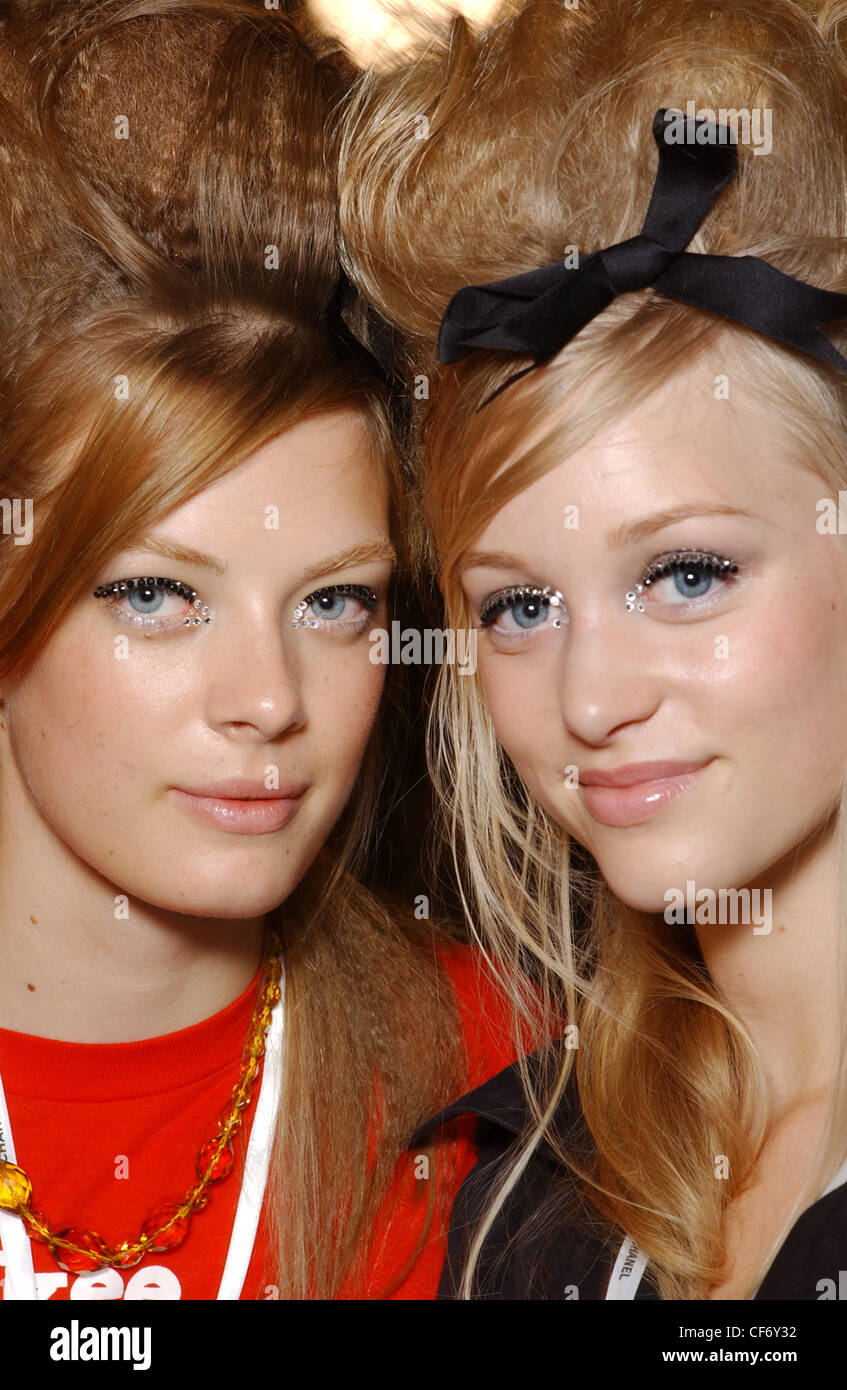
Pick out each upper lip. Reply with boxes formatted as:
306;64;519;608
172;779;310;800
579;759;711;788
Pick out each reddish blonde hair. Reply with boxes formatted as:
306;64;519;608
0;0;464;1299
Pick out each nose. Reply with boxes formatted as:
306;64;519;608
203;602;306;740
558;600;664;746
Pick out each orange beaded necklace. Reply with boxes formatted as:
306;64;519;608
0;932;282;1275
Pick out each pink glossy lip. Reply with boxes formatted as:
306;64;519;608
579;759;713;827
168;779;309;835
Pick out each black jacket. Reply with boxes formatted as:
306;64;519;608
412;1052;847;1300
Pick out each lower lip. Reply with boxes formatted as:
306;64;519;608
580;767;709;827
168;789;306;834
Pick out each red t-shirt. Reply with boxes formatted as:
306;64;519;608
0;944;516;1301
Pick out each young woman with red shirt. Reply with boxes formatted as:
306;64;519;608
0;0;517;1303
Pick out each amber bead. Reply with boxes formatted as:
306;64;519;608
113;1240;146;1269
197;1137;235;1183
22;1209;51;1242
0;1161;31;1212
51;1228;111;1273
141;1203;190;1252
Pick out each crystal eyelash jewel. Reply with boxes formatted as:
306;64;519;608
291;599;318;630
0;930;282;1274
544;584;568;628
625;584;645;613
93;577;212;625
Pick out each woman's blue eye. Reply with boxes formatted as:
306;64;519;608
640;550;739;604
508;596;547;628
93;576;211;630
129;583;166;614
478;585;566;632
672;567;711;598
307;591;349;621
292;582;380;631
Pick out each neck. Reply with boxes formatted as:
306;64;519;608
0;784;266;1044
693;815;841;1114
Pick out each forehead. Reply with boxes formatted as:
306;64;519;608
479;353;817;540
144;409;391;572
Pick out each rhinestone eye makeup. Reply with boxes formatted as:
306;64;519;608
625;583;646;613
93;577;212;627
626;550;739;612
291;582;379;630
477;583;568;631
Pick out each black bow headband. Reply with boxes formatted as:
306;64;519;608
438;107;847;408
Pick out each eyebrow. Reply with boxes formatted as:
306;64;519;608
130;535;398;583
607;502;756;550
458;504;755;574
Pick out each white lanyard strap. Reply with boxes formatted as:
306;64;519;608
0;1067;37;1301
0;961;285;1303
605;1234;649;1299
216;966;285;1299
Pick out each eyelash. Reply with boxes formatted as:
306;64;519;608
93;577;380;634
639;549;739;592
477;549;740;634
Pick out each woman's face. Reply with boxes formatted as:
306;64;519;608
0;408;393;918
458;357;847;911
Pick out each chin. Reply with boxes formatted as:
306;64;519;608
120;868;303;919
585;847;695;917
597;871;674;916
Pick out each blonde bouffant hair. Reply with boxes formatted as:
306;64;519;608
338;0;847;1297
0;0;466;1299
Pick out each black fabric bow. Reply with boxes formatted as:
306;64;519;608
437;108;847;406
323;265;399;389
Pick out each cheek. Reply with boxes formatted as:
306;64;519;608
476;645;560;773
308;648;387;787
4;629;178;818
11;637;112;776
721;587;847;798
